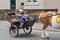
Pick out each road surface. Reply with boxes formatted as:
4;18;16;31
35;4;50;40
0;21;60;40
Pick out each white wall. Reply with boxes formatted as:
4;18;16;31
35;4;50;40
43;0;60;12
16;0;44;9
0;0;60;12
0;0;10;9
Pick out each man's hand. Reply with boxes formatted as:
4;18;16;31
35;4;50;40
26;18;28;21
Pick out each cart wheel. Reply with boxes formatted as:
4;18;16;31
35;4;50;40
23;27;32;34
9;26;19;38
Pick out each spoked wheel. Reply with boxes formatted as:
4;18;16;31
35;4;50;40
23;27;32;34
9;26;19;38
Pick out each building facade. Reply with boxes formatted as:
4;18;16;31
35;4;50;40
0;0;60;12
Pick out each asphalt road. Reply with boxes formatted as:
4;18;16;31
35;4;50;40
0;28;60;40
0;21;60;40
0;21;60;31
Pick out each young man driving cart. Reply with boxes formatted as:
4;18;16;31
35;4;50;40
11;2;29;27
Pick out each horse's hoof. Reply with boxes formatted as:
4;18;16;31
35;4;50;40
47;37;49;39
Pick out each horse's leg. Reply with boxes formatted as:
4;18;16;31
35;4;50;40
41;23;48;38
40;18;48;38
45;18;51;39
40;16;49;38
44;19;50;39
44;17;52;39
45;31;49;39
41;30;49;39
41;29;45;38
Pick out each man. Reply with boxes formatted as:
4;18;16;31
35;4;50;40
11;2;29;27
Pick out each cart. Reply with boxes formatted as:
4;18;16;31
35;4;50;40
9;18;36;38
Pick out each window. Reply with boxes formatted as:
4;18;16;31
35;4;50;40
33;0;37;2
28;0;31;2
25;0;39;6
28;0;37;2
10;0;16;9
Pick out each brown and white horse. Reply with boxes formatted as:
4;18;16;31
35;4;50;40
39;12;60;38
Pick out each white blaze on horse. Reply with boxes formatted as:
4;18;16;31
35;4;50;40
39;12;60;38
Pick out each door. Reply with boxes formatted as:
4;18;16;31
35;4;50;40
10;0;16;9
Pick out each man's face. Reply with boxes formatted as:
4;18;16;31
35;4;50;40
19;13;24;17
21;5;24;7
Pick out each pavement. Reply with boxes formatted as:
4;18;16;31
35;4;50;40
0;28;60;40
0;21;60;40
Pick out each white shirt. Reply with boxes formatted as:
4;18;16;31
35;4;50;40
19;9;24;12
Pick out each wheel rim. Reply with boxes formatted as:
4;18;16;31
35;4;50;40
10;29;17;37
24;27;31;33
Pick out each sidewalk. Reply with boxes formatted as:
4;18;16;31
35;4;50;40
0;21;60;32
0;21;10;28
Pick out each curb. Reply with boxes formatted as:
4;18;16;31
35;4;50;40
33;28;60;32
0;21;9;23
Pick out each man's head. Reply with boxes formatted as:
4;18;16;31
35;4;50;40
20;2;24;9
18;11;24;17
21;2;24;5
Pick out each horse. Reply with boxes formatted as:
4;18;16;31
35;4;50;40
39;12;60;38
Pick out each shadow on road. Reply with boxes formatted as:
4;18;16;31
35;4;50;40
17;34;38;38
17;33;49;40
